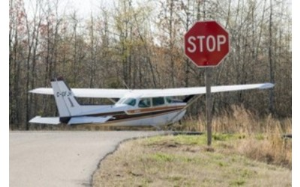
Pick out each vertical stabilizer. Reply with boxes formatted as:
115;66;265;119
51;78;81;117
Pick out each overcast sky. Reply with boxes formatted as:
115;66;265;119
67;0;114;17
22;0;115;19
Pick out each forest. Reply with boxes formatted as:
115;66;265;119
9;0;292;130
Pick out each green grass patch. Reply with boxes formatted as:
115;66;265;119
168;175;182;181
255;133;265;140
230;179;246;186
145;134;240;147
212;133;241;141
173;135;207;145
149;152;203;164
151;153;175;162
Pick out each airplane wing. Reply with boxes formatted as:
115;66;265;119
29;88;131;98
138;83;274;98
29;83;273;98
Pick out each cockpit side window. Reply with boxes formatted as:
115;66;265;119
138;98;151;108
153;97;165;106
165;97;172;104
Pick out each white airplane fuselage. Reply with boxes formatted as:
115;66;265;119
64;97;187;127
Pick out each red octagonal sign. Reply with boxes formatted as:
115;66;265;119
184;21;230;67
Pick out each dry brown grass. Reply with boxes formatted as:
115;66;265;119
180;105;292;168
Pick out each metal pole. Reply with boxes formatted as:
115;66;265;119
205;67;212;146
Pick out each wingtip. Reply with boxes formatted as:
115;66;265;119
259;83;274;89
28;88;54;95
29;89;37;93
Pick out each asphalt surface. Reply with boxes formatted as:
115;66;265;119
10;131;164;187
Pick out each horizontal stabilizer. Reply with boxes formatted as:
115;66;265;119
29;116;60;125
68;116;112;125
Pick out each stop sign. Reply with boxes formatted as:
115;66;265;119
184;21;230;67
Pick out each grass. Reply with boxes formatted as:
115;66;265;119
178;105;292;169
93;135;291;187
93;106;292;186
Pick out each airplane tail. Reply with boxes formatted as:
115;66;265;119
50;77;81;117
29;77;112;125
29;77;82;125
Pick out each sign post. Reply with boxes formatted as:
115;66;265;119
184;21;230;146
205;68;212;145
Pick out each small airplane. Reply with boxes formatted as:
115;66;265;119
29;77;274;127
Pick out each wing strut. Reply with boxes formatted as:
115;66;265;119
168;95;205;124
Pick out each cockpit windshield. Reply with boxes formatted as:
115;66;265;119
118;98;136;106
